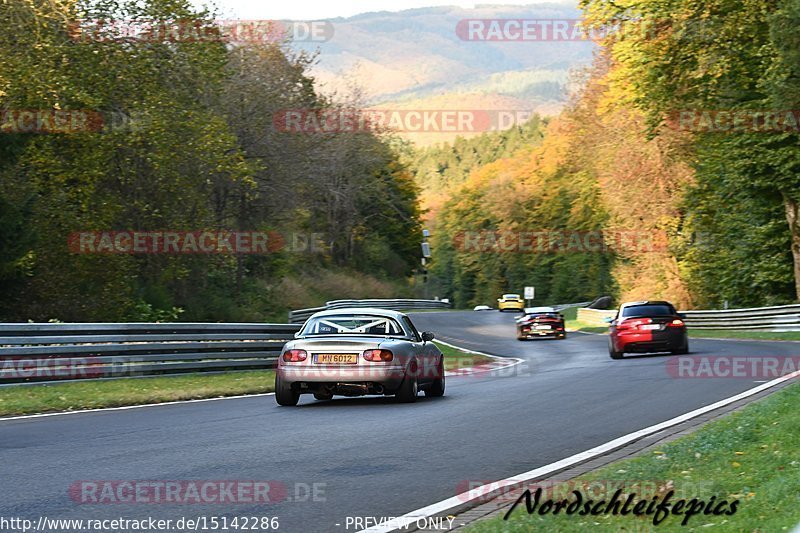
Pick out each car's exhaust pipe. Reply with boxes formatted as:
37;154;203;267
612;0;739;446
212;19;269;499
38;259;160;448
336;383;369;396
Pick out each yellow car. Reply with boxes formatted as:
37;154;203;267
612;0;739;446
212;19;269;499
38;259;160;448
497;294;525;312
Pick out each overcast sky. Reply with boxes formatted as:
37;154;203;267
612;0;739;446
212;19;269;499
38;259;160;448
194;1;576;20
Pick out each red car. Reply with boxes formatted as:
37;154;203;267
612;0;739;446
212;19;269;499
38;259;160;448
608;301;688;359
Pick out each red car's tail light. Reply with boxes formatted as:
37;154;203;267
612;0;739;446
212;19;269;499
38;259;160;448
617;318;652;331
668;319;685;327
282;349;308;362
363;349;394;362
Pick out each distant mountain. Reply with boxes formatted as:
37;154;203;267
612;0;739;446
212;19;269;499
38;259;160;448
293;4;594;143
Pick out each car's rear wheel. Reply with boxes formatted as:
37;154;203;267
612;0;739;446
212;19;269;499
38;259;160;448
425;360;445;398
396;364;418;403
608;339;624;359
275;375;300;406
672;341;690;355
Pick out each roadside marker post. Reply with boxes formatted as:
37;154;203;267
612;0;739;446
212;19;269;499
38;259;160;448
524;286;535;307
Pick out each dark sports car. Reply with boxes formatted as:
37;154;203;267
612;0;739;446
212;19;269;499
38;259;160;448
516;307;566;340
607;300;689;359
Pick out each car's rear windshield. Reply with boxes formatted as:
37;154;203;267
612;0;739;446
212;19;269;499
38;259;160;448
526;308;555;314
301;315;406;336
503;294;520;299
621;304;676;317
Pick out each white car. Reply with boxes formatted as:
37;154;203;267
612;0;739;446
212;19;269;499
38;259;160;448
275;308;445;406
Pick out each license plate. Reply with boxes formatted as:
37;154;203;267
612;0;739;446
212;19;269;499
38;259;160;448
534;325;551;330
641;324;661;330
314;353;358;364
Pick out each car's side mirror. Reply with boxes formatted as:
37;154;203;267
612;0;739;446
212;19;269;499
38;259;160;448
294;331;301;338
678;313;686;319
603;317;614;324
421;331;435;342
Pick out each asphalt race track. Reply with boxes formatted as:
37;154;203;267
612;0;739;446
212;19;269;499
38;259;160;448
2;311;797;533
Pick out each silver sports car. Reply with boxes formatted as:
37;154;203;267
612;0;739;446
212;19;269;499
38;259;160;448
275;308;445;406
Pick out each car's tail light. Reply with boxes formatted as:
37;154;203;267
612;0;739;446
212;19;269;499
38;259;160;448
282;349;308;362
617;318;652;331
667;319;685;327
363;349;394;362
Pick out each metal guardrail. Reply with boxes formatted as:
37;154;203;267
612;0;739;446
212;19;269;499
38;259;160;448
0;322;300;386
553;302;591;311
288;299;452;324
577;304;800;331
681;304;800;331
287;306;328;324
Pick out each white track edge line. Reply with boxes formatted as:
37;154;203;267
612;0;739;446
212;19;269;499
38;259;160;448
435;339;525;376
358;369;800;533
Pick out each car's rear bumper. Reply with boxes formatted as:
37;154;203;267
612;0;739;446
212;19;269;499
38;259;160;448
614;329;687;353
278;364;406;386
518;328;564;338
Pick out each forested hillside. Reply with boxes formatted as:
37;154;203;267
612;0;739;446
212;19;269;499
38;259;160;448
0;0;421;322
419;0;800;310
407;116;547;220
297;5;592;107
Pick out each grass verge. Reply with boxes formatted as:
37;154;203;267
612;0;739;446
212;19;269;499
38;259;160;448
0;371;276;417
436;341;496;371
0;342;490;417
463;381;800;532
